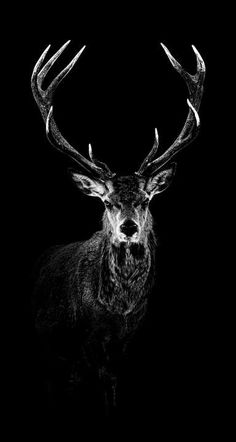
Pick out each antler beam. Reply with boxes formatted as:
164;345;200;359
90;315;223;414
31;41;114;179
136;43;206;176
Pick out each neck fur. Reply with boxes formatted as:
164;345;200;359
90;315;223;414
98;215;157;316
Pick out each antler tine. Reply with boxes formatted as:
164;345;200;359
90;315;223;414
31;44;52;119
160;43;205;110
31;42;114;179
136;44;206;177
88;143;114;175
136;128;159;175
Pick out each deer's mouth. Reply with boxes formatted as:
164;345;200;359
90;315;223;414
120;232;139;243
115;229;140;244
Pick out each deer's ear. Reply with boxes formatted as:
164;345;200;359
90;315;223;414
146;163;177;198
70;173;107;198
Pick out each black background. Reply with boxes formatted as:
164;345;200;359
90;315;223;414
6;5;229;439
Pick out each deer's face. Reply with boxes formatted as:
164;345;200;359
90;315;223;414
103;176;150;243
71;166;175;244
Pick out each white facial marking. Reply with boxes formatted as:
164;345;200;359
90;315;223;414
105;199;150;244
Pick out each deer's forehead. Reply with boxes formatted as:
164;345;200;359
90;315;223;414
107;176;146;202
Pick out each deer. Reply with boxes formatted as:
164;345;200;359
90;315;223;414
31;40;205;416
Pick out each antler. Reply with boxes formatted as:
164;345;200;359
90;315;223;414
31;40;115;179
136;43;206;177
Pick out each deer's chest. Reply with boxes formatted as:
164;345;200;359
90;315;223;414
98;244;151;316
110;251;150;289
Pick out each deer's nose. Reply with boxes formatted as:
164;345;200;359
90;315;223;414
120;219;138;237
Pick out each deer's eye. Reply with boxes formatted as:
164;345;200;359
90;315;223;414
134;198;149;209
141;199;149;208
104;201;113;210
104;200;122;210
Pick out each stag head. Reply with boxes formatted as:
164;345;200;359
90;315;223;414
31;41;205;245
70;167;176;244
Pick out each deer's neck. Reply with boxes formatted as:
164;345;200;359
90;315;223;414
98;230;156;316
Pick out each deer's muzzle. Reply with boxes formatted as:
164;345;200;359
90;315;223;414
120;219;138;238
